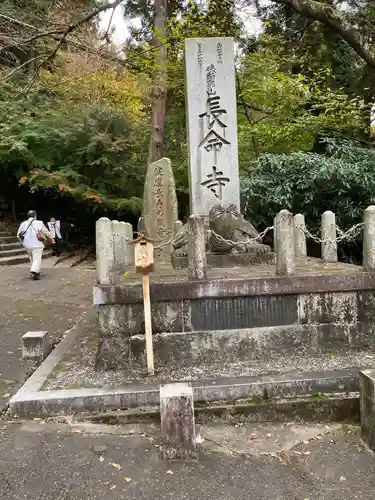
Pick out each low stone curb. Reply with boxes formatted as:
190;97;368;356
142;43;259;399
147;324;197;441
9;357;360;418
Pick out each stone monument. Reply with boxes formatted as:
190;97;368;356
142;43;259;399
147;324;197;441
142;157;178;261
185;37;240;217
172;37;273;268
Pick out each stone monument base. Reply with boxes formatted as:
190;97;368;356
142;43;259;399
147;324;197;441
171;250;275;269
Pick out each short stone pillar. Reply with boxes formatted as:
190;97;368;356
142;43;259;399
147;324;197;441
360;369;375;450
22;331;51;379
321;211;337;263
160;383;196;459
275;210;295;275
363;206;375;271
188;214;207;280
294;213;307;258
96;217;115;284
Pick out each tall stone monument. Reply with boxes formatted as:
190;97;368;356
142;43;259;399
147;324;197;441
143;157;178;261
185;37;240;217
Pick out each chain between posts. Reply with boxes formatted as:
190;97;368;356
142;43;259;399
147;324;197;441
208;226;274;247
124;220;363;250
300;223;363;244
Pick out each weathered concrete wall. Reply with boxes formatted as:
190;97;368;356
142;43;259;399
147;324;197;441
95;274;375;370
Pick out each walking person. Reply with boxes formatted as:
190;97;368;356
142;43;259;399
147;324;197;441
48;216;63;256
17;210;54;280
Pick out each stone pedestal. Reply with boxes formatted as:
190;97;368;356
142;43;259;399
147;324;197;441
160;383;196;459
172;249;274;269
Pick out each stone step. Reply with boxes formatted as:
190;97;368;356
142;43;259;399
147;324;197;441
0;242;22;251
0;235;18;244
0;250;53;266
0;248;27;258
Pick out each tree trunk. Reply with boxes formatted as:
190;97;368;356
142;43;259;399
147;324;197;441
147;0;168;165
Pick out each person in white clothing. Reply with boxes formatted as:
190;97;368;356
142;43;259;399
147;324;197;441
17;210;54;280
48;216;62;256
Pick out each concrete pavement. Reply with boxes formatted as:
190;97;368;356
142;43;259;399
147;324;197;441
0;260;94;411
0;421;373;499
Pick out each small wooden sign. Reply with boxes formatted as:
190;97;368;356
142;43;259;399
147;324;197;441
133;235;155;274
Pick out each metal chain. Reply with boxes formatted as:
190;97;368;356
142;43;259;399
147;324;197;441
117;221;363;250
208;226;274;247
300;222;363;245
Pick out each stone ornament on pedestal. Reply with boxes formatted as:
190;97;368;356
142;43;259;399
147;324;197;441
142;157;178;261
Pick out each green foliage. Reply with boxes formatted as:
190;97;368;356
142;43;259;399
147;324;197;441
0;79;148;216
237;36;369;165
242;138;375;233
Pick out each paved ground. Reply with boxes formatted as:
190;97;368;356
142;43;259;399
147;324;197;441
0;260;95;410
0;421;373;499
1;259;375;499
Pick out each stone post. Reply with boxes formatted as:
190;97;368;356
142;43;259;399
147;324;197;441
360;369;375;451
363;206;375;271
321;211;337;263
96;217;115;285
22;331;51;379
275;210;295;275
123;222;134;266
160;383;196;459
188;215;207;280
112;221;134;282
294;213;307;258
273;216;276;250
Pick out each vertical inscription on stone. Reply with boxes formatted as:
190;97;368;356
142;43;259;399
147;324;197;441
217;42;223;64
185;37;240;216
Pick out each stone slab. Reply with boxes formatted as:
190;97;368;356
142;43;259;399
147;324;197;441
129;325;362;367
172;251;274;269
185;37;240;216
93;273;375;305
9;367;359;418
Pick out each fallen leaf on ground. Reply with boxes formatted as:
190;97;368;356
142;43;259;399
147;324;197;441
111;463;122;470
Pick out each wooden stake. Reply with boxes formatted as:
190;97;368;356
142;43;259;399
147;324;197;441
142;273;154;375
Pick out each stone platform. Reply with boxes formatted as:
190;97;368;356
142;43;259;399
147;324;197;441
93;258;375;371
171;250;275;269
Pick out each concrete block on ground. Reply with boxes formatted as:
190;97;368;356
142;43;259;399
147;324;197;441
360;369;375;450
22;331;51;379
160;382;196;459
